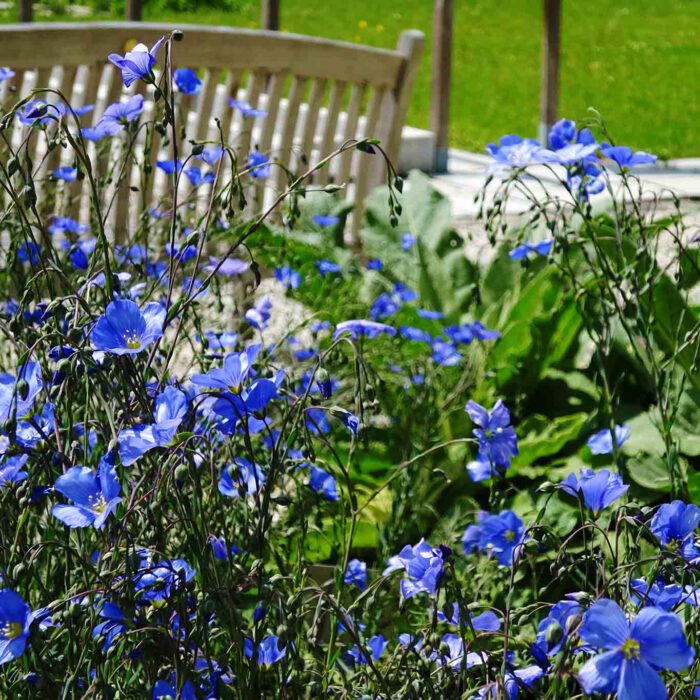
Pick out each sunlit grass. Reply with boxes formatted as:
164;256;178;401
4;0;700;157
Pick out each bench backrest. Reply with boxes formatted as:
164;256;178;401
0;22;423;242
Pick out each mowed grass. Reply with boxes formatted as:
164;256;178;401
4;0;700;157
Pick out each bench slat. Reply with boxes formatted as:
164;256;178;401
0;24;424;244
272;74;305;201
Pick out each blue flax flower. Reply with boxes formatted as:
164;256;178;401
532;598;581;659
52;459;121;529
133;558;195;604
209;535;242;561
475;666;543;699
462;510;526;566
81;123;114;141
53;166;77;181
244;635;286;666
0;361;43;422
400;326;431;342
48;216;87;235
401;232;415;250
417;308;444;320
174;67;202;94
16;401;54;450
509;239;554;260
108;38;163;87
587;424;631;455
431;339;461;366
229;98;267;118
99;95;144;132
91;299;166;355
0;455;28;489
184;166;215;188
337;409;360;436
156;159;183;175
17;241;40;265
370;292;400;319
92;601;126;651
631;578;684;612
248;152;271;178
205;255;250;276
578;599;694;699
549;119;583;149
64;237;97;270
366;258;383;270
650;500;700;562
466;456;498;483
191;346;260;394
16;99;61;126
437;603;501;632
465;400;518;470
472;321;501;341
344;559;367;590
218;458;265;498
315;258;342;275
312;214;339;227
0;589;33;664
560;468;628;515
197;146;223;164
545;119;599;168
209;535;228;561
209;372;281;432
118;386;188;466
274;265;301;290
486;135;550;171
431;634;487;671
245;297;273;330
308;465;338;501
348;634;388;665
601;144;657;168
153;679;196;700
334;320;396;340
0;68;15;82
383;539;445;599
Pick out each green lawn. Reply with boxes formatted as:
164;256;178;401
4;0;700;157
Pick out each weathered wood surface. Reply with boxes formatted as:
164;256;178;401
0;23;423;242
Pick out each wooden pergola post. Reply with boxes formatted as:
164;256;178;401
126;0;142;21
261;0;280;31
538;0;561;145
19;0;32;22
430;0;452;173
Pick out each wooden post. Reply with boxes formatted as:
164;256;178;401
261;0;279;31
126;0;142;21
430;0;452;173
538;0;561;145
19;0;32;22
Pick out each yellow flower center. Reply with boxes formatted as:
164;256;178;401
126;336;141;350
621;638;640;659
1;622;22;641
504;530;515;542
90;494;108;513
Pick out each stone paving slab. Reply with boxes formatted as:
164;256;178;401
431;149;700;226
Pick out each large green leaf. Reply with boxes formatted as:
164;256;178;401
622;411;671;491
673;389;700;456
648;274;700;391
511;412;589;472
361;170;477;320
485;266;581;391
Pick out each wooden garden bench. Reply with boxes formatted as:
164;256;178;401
0;22;423;243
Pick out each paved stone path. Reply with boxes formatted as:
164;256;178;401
432;149;700;226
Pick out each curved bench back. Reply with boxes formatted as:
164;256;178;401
0;22;423;242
